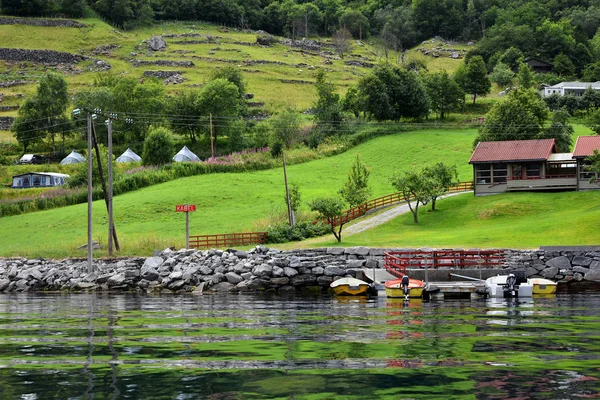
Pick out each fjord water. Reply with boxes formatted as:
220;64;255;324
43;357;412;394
0;293;598;399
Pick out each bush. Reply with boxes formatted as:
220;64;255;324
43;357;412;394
143;127;174;166
266;221;329;243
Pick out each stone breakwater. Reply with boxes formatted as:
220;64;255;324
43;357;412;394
0;247;599;294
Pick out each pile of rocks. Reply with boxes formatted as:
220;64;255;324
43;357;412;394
0;247;598;295
0;116;14;130
133;60;195;67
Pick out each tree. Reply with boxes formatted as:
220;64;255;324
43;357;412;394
341;86;361;118
535;19;576;62
166;90;202;143
583;62;600;82
11;72;72;153
422;163;458;211
313;69;343;132
542;109;573;153
288;182;301;215
423;71;464;120
309;196;346;242
553;53;576;78
498;47;524;68
332;28;352;59
269;108;302;148
476;88;549;143
142;126;174;166
197;78;242;149
389;170;431;224
339;154;371;208
357;74;392;121
211;65;246;99
586;109;600;135
375;6;416;56
455;56;491;104
339;9;369;40
585;150;600;185
517;62;535;89
490;62;515;88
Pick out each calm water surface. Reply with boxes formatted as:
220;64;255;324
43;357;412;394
0;292;598;399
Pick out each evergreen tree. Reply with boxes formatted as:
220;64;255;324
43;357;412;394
517;62;535;89
339;154;371;208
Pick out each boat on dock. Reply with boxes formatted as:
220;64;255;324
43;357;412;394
485;274;533;298
385;277;425;298
330;277;371;296
527;278;557;294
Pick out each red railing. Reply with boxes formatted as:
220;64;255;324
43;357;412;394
384;249;506;278
189;232;267;249
329;181;473;226
508;174;576;180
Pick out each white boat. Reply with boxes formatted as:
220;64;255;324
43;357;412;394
527;278;557;295
330;277;371;296
485;274;533;298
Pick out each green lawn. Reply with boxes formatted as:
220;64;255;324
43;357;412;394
281;191;600;250
0;128;478;257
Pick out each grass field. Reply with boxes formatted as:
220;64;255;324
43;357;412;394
0;128;479;257
284;190;600;250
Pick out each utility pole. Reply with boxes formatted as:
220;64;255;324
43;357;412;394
282;151;293;226
86;112;93;273
107;116;114;256
210;113;214;158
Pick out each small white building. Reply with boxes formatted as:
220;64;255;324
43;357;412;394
541;81;600;97
12;172;70;189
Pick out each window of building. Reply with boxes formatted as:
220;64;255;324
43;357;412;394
492;163;507;183
476;165;491;184
526;163;540;178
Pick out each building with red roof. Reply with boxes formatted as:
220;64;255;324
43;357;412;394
469;137;600;195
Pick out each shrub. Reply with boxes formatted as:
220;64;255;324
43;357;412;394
143;127;174;166
266;221;329;243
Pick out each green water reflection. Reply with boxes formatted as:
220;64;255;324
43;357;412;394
0;293;597;399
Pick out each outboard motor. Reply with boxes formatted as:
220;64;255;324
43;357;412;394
401;276;410;299
505;274;517;297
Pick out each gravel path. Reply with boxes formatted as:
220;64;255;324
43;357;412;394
344;191;472;236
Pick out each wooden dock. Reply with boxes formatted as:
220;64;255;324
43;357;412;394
362;268;487;299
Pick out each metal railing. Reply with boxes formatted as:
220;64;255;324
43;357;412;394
384;249;506;278
189;232;267;249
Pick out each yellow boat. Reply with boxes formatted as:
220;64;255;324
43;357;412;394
330;277;370;296
385;278;425;298
527;278;557;294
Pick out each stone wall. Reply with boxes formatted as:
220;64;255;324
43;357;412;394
0;18;85;28
0;247;598;294
0;48;86;64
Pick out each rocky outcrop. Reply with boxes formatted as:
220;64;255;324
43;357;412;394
148;36;167;51
0;48;86;64
0;116;14;130
143;70;183;79
0;80;33;87
133;60;194;67
1;247;599;295
0;17;85;28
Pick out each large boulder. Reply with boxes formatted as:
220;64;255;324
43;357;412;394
148;36;166;51
545;256;571;270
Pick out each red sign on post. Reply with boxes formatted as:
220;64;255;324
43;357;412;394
176;204;196;212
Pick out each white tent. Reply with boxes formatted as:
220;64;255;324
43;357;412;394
116;148;142;163
173;146;200;162
60;150;86;165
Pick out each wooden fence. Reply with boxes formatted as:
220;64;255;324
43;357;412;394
330;181;474;226
189;232;267;249
188;182;474;249
385;249;506;278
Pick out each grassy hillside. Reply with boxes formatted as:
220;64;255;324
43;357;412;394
0;128;478;257
287;191;600;250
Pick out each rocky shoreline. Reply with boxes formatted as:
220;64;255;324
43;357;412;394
0;247;599;295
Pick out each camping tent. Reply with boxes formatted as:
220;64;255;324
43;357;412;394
173;146;200;162
60;150;86;165
116;148;142;163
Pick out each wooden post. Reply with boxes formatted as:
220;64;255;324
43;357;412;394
90;120;120;251
87;112;93;273
282;152;293;226
185;207;190;249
